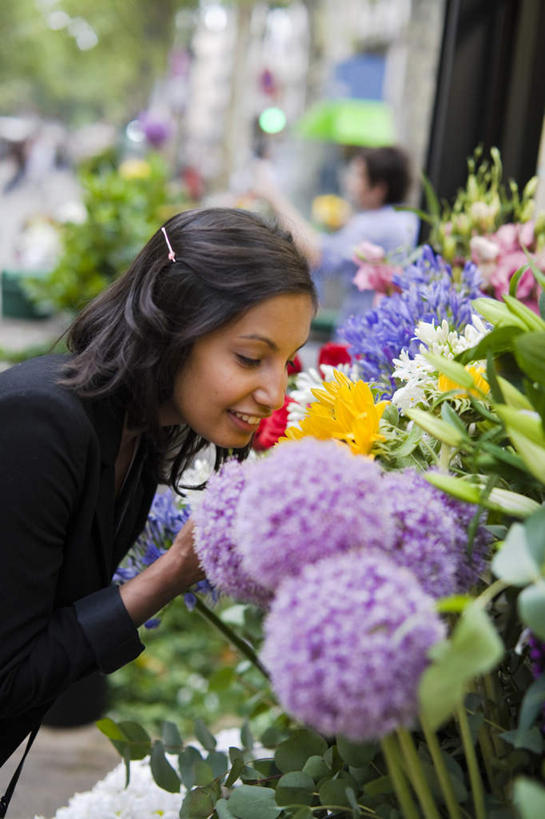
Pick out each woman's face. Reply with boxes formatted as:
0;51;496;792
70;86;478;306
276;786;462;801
160;293;313;448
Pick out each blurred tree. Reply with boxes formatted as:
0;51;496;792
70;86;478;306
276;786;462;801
0;0;198;125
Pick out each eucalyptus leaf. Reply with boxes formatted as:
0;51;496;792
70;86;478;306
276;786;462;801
117;721;152;761
150;740;181;793
500;728;543;754
179;746;204;789
215;798;237;819
336;735;378;767
518;581;545;640
518;673;545;732
194;759;215;786
275;771;315;806
194;718;217;751
206;750;229;779
492;523;542;586
240;720;254;750
513;777;545;817
180;783;219;818
319;777;353;807
224;756;245;789
161;721;182;753
302;755;330;781
275;729;328;773
227;785;281;819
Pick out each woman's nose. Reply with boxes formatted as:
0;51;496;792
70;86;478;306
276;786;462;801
254;367;287;411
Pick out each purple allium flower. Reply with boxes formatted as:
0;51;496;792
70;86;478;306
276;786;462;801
441;492;491;591
193;459;272;608
262;550;445;740
381;470;459;598
381;470;490;597
340;246;483;397
235;438;394;591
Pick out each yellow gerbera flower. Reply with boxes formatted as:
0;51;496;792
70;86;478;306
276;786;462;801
437;364;489;397
281;371;389;457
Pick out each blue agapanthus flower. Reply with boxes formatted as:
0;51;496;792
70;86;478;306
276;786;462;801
114;489;215;627
340;246;483;397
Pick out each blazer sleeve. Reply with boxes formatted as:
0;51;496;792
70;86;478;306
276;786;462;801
0;386;143;721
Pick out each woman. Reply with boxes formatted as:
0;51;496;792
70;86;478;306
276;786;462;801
0;208;316;789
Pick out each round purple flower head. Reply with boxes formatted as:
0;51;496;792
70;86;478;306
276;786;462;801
441;492;491;591
262;550;445;741
236;438;394;591
381;470;459;598
193;459;272;608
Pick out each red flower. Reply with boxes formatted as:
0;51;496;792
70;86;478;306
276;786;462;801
318;342;352;369
253;396;291;451
287;354;303;375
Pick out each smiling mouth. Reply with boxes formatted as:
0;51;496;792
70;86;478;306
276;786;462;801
230;410;264;426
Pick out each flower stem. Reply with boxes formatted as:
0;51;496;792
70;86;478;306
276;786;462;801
396;728;441;819
192;596;269;679
380;734;420;819
420;716;462;819
456;701;486;819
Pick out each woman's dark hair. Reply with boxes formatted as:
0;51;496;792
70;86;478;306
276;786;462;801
62;207;317;490
357;145;411;205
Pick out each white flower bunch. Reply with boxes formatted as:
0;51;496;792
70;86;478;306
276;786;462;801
391;314;488;413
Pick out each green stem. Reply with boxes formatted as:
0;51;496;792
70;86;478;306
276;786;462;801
396;728;441;819
420;716;462;819
192;596;269;679
456;701;486;819
475;578;509;609
380;734;420;819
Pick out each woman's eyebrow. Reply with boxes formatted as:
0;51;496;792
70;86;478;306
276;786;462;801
238;334;278;351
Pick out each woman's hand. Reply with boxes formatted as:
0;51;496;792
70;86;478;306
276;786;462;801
119;517;206;627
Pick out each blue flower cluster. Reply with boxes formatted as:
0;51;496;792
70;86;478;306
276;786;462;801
340;246;483;397
114;489;215;627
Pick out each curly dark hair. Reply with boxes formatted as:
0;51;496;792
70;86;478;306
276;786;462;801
61;207;316;489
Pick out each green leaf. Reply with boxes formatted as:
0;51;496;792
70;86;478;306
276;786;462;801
514;332;545;384
275;729;328;773
275;771;316;806
509;264;530;297
215;798;237;819
289;809;314;819
96;717;127;742
406;408;466;447
435;595;473;613
519;581;545;640
495;376;534;410
336;736;378;768
425;352;477;389
472;297;527;329
486;486;541;518
504;295;545;332
513;777;545;817
180;783;220;818
363;775;393;796
224;756;245;789
227;785;281;819
500;728;544;754
161;721;183;753
419;602;504;730
194;759;215;786
319;777;353;807
457;325;524;365
206;750;229;779
492;523;543;586
240;721;254;751
194;718;217;751
424;473;482;504
302;755;330;781
150;740;181;793
208;667;237;692
117;721;152;760
179;746;203;789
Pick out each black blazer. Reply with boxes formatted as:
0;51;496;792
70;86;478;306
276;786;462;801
0;355;157;765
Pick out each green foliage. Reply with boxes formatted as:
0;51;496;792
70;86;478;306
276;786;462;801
0;0;197;124
29;153;186;313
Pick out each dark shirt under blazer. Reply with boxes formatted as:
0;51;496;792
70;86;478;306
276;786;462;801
0;355;157;765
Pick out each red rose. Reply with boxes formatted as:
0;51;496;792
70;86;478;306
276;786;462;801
287;354;303;375
253;396;291;451
318;342;352;369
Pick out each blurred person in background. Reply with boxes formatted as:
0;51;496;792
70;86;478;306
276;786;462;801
252;145;419;332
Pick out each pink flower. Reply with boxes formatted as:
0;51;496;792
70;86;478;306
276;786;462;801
494;223;519;253
518;220;535;249
353;240;386;263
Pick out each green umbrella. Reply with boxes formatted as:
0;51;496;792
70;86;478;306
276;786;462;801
295;98;395;146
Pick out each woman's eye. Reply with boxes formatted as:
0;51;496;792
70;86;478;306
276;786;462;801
237;354;261;368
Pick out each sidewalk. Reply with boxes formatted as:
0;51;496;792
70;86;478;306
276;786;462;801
1;724;120;818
